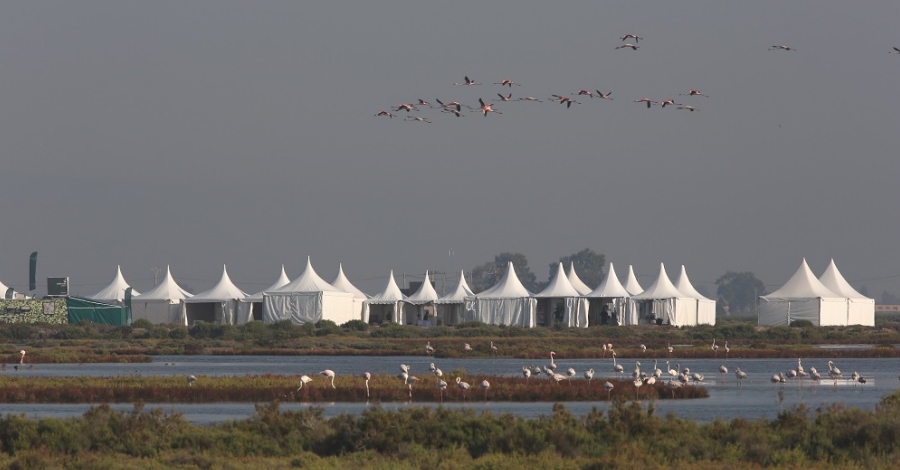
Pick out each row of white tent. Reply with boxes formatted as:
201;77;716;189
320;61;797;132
759;259;874;326
83;258;717;327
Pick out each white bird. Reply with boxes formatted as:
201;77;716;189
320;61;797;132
516;96;543;102
612;352;624;375
634;98;657;108
667;343;674;355
566;367;577;383
734;367;747;387
667;361;678;379
711;338;719;357
19;350;25;365
405;375;419;399
616;43;639;50
522;366;532;383
298;375;313;391
374;110;394;118
632;361;642;380
436;379;448;402
425;342;435;355
400;364;410;374
548;351;558;371
828;361;842;384
652;360;662;379
633;377;643;398
603;381;614;399
490;341;499;356
454;75;481;86
363;371;372;398
429;362;436;372
434;368;443;379
393;103;417;112
692;372;705;384
810;367;821;383
456;377;471;401
640;344;647;354
464;343;473;354
786;369;797;380
584;368;595;382
187;375;197;387
660;98;681;108
494;93;513;102
435;99;464;112
481;380;491;400
724;341;730;359
719;365;728;382
403;115;432;123
574;89;594;99
666;380;682;398
851;371;860;384
644;376;656;387
319;369;336;389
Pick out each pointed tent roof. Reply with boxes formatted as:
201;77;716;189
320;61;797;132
475;262;534;298
186;265;247;301
623;265;644;295
91;265;141;301
330;264;369;299
673;265;713;301
276;257;340;292
762;259;841;300
566;262;592;295
819;259;870;300
587;262;631;298
535;263;582;297
632;263;687;299
135;266;192;300
246;265;291;300
406;271;440;304
368;270;407;303
437;270;475;303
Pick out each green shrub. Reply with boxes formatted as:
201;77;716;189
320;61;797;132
341;320;369;332
130;318;153;329
790;320;814;328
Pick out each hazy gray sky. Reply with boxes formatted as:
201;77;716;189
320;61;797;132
2;1;898;297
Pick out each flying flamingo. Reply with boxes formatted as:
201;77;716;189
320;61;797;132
435;379;448;402
891;47;900;54
574;89;594;98
481;380;491;400
494;79;521;87
769;45;795;51
454;76;481;86
603;381;614;400
679;89;709;98
734;367;747;387
584;368;595;383
494;93;513;102
425;341;435;355
298;375;313;391
616;43;639;50
403;115;432;123
442;108;465;117
660;98;681;108
612;351;624;375
676;106;698;112
319;370;336;389
363;372;372;398
478;98;502;116
374;110;394;118
634;98;657;108
456;377;470;401
551;95;580;108
522;366;532;383
516;96;543;103
435;99;464;112
416;99;431;107
620;34;643;43
394;103;417;112
187;375;197;387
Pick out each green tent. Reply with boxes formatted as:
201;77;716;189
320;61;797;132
66;297;131;325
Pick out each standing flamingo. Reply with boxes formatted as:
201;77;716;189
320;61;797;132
640;344;647;354
406;375;419;399
481;380;491;401
603;381;614;400
828;361;842;386
666;380;682;398
425;341;435;355
548;351;558;371
584;368;595;383
719;365;728;383
436;379;447;402
187;375;197;387
456;377;470;401
724;341;730;359
667;343;674;355
464;343;473;354
734;367;747;387
652;360;662;379
566;368;577;383
612;352;624;375
633;377;643;399
363;372;371;398
319;370;336;389
522;366;532;383
19;350;25;365
298;375;313;391
711;338;719;358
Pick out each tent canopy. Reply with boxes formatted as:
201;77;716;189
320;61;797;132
623;265;644;295
475;262;534;298
368;271;407;303
673;265;712;301
437;270;474;303
566;262;592;295
136;266;192;300
245;266;291;300
762;259;840;301
330;264;369;299
818;259;870;300
587;262;631;298
185;265;247;302
406;271;439;304
632;264;686;299
90;266;140;302
276;257;341;293
535;263;581;297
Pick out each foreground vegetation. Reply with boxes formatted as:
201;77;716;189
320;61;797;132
3;392;900;469
2;314;900;364
0;374;707;404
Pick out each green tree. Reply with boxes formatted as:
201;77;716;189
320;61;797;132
549;248;606;289
716;271;766;314
470;252;540;293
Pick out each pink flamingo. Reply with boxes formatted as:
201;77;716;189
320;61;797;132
374;110;393;118
494;79;521;87
616;43;639;50
620;34;643;43
454;75;481;86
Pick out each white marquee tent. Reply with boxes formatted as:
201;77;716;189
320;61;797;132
264;258;355;325
818;259;875;326
366;271;406;324
132;266;192;325
566;262;593;295
534;263;588;328
182;265;247;325
758;259;846;326
330;264;369;322
673;265;716;326
470;262;536;327
90;266;140;304
435;270;475;326
237;265;291;324
632;263;696;327
623;265;644;296
586;262;634;325
403;271;440;326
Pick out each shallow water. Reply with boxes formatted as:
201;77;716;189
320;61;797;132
2;355;897;424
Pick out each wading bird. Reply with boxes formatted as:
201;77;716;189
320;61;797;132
612;351;624;375
363;372;371;398
319;369;336;389
634;377;643;398
584;368;595;383
19;350;25;364
634;98;657;108
620;34;643;43
425;341;435;355
478;98;502;116
724;341;730;359
653;360;662;379
374;110;393;118
456;377;470;401
548;351;558;371
616;43;639;50
405;375;419;399
711;338;719;357
666;380;682;398
454;76;481;86
566;367;577;383
436;379;447;402
735;367;747;387
679;89;709;98
298;375;313;391
603;381;615;399
187;375;197;387
719;365;728;383
481;380;490;400
522;366;532;383
464;343;473;354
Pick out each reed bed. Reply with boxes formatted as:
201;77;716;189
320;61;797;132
0;373;707;404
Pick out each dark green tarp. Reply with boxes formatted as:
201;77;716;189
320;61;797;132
66;297;131;325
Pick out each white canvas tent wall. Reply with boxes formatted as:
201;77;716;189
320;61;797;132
623;265;644;296
819;259;875;326
330;264;369;322
759;259;846;326
586;262;634;326
534;263;588;327
632;263;695;326
566;262;593;295
182;265;247;325
435;270;475;326
470;262;536;327
132;266;192;325
365;271;406;324
90;266;140;304
673;265;716;326
403;271;440;326
237;266;290;324
264;258;355;325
